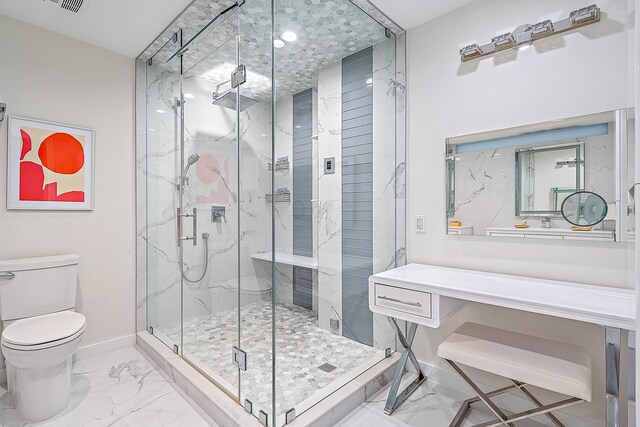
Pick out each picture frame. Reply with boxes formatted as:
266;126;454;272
7;116;94;210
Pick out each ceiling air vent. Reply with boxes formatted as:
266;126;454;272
48;0;85;14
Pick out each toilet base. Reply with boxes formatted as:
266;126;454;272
7;358;72;422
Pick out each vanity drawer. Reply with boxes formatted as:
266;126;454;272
374;284;432;318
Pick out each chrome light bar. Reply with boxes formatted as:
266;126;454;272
459;4;600;62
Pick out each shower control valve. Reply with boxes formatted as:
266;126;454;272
211;206;226;223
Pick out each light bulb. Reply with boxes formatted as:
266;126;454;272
281;31;297;42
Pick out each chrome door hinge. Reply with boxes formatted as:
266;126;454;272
285;408;296;424
232;346;247;371
173;344;179;355
244;399;253;414
259;410;268;426
231;64;247;88
148;326;154;335
147;57;153;66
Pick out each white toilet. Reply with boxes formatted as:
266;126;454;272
0;254;86;422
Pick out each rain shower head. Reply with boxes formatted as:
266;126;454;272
182;153;200;177
212;90;258;112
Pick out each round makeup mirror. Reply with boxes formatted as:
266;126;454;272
561;191;608;226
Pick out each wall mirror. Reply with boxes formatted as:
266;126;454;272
446;108;635;243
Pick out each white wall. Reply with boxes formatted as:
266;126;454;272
406;0;634;423
0;16;136;349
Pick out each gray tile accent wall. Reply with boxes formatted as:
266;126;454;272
341;47;374;346
293;89;313;310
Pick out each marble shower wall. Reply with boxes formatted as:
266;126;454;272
317;59;343;335
452;125;617;235
372;38;397;351
273;95;294;305
317;40;398;350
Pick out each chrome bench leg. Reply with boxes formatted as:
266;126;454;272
384;318;428;415
445;359;584;427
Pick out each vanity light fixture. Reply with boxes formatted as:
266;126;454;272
459;43;483;61
531;20;554;39
459;4;600;62
491;32;515;51
570;4;600;25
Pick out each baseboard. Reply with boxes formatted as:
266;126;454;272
72;334;136;362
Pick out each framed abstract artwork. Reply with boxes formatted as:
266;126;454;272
7;117;94;210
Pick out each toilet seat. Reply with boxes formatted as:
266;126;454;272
1;311;86;351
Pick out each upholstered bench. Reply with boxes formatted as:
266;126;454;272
438;323;592;427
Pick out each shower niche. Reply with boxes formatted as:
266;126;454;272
140;1;404;425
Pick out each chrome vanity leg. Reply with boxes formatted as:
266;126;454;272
607;327;633;427
384;318;428;415
628;332;636;427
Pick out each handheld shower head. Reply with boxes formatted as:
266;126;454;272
182;153;200;177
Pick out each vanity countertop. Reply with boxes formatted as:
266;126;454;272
369;263;635;330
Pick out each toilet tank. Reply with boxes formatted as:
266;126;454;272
0;255;79;321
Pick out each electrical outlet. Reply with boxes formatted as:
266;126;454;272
415;215;425;233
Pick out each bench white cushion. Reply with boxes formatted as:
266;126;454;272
438;323;592;401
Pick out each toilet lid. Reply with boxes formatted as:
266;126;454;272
2;311;86;347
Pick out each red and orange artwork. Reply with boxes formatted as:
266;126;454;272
8;117;93;210
19;127;86;202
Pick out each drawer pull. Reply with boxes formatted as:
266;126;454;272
378;295;422;307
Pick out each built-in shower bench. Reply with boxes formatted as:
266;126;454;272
251;251;318;269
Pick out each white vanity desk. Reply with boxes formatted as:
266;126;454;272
369;263;636;426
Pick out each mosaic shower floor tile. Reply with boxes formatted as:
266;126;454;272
166;300;384;419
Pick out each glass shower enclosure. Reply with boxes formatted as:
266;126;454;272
144;1;401;425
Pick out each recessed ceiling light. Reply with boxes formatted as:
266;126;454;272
281;31;297;42
183;93;195;99
155;109;165;114
273;39;285;48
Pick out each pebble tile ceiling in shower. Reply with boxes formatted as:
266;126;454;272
140;0;390;101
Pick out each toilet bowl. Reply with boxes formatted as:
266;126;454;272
1;310;86;422
0;254;85;422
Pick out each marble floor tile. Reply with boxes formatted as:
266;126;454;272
337;375;596;427
0;346;215;427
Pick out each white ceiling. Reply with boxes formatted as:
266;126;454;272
369;0;477;29
0;0;193;57
0;0;475;58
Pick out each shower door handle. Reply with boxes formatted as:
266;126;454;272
177;207;198;246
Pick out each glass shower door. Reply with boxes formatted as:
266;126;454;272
146;32;183;350
178;15;242;400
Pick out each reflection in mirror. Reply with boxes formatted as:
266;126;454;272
516;144;584;216
446;109;635;243
561;191;608;227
